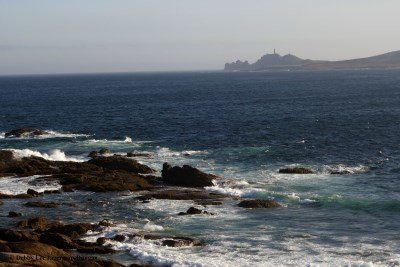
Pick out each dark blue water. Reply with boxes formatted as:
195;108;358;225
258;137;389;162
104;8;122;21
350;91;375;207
1;70;400;266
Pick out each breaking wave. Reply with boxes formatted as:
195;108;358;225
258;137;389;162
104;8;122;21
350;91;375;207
6;148;85;162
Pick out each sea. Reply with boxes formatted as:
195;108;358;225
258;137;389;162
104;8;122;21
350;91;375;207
1;70;400;266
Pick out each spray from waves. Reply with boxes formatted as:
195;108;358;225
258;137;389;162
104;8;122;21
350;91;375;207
6;148;85;162
321;164;370;174
1;130;90;139
0;175;61;195
86;136;150;145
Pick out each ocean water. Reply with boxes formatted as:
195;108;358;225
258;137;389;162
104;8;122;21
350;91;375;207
1;70;400;266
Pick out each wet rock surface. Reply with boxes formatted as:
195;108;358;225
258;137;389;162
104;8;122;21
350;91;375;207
4;128;49;138
0;149;231;266
238;199;282;209
161;163;217;187
136;189;226;201
178;207;214;216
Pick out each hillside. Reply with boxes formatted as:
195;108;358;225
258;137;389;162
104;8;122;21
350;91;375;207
224;51;400;71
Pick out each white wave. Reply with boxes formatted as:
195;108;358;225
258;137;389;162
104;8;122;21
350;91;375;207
124;136;132;143
143;221;164;231
0;132;4;139
0;175;61;195
2;130;90;139
322;164;370;174
43;130;91;138
156;147;207;158
205;180;265;198
6;148;85;162
86;137;147;146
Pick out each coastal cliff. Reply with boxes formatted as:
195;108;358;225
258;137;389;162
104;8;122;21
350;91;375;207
224;50;400;71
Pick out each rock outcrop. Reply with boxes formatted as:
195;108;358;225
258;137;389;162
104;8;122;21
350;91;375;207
161;163;217;187
4;128;49;138
278;167;314;174
238;199;282;209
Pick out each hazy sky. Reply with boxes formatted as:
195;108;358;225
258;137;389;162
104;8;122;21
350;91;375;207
1;0;400;75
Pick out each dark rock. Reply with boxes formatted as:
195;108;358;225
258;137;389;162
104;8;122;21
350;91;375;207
194;200;223;206
161;163;217;187
26;189;42;197
88;156;155;174
0;149;154;193
179;207;214;216
112;235;125;242
98;219;113;227
39;232;77;249
127;152;152;158
0;193;34;199
99;148;110;155
48;223;97;239
4;128;48;138
77;246;115;254
8;212;22;218
137;189;226;201
16;217;54;230
186;207;202;214
278;167;314;174
161;237;201;247
5;241;67;257
0;229;39;242
238;199;282;209
24;201;59;208
88;151;98;158
97;237;108;245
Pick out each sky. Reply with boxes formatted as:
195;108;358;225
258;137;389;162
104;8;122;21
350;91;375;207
1;0;400;75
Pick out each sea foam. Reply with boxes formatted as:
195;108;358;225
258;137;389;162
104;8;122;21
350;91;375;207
6;148;85;162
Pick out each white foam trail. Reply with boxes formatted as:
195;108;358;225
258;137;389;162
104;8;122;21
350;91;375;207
6;148;85;162
43;130;91;138
2;130;90;139
205;180;264;198
143;221;164;231
322;164;369;174
0;175;61;195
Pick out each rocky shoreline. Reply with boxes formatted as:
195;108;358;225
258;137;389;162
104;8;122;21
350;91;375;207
0;142;283;267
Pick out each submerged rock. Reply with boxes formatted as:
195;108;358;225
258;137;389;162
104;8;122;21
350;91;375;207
26;189;43;197
178;206;214;216
238;199;282;209
24;201;59;208
88;151;98;158
8;212;22;218
161;163;217;187
4;128;48;138
278;167;314;174
99;148;110;155
137;189;226;201
331;171;350;175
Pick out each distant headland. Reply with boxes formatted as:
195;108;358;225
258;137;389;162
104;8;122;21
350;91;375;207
224;50;400;71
